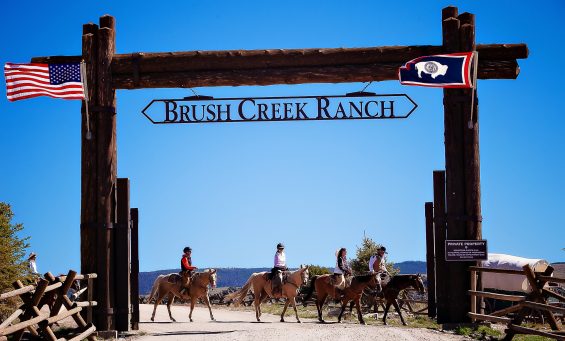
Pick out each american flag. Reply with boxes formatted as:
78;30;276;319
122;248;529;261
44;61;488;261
4;62;85;101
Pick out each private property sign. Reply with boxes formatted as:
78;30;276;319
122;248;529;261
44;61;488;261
141;92;417;124
445;240;488;261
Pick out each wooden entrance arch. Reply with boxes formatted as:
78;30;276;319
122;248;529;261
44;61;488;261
32;6;528;331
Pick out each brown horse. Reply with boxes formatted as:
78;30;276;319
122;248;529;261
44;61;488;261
225;265;309;323
380;274;425;325
150;269;217;322
303;273;379;324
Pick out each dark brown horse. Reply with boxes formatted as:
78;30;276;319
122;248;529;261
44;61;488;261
379;274;425;325
303;273;378;324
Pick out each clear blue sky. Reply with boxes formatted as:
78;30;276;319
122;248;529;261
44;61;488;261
1;0;563;274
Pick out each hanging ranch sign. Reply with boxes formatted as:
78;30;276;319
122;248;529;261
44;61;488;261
141;92;417;124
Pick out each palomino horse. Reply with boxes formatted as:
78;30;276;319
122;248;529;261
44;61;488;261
380;274;425;325
303;273;379;324
225;265;309;323
150;269;217;322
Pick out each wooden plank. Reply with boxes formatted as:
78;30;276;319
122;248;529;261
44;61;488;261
45;307;82;325
543;288;565;302
468;312;511;324
540;276;565;284
508;324;565;340
115;178;131;332
0;286;35;300
68;324;96;341
490;304;522;317
424;202;436;318
521;301;565;315
0;309;23;328
130;208;140;330
433;170;448;323
468;266;531;275
468;290;526;302
51;271;77;316
74;301;98;308
0;314;48;336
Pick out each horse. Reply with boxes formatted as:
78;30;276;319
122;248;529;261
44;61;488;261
302;273;379;324
225;265;309;323
149;269;217;322
379;274;425;325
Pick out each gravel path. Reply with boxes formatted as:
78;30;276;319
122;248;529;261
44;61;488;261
131;304;468;341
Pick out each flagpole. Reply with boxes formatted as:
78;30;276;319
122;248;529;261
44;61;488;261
468;51;479;129
80;61;92;140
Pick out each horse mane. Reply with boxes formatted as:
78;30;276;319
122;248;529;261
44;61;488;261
353;273;374;283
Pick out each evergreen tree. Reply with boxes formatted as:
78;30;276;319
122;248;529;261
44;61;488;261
0;202;30;320
350;234;398;275
305;264;331;277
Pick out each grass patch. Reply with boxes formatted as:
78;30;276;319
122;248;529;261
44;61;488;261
453;324;503;340
513;336;555;341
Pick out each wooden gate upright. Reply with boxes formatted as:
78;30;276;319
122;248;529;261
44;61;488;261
31;6;528;330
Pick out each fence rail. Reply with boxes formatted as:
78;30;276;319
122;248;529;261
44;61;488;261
0;270;97;341
468;264;565;340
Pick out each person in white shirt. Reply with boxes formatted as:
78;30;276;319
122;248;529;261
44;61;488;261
271;243;287;296
370;246;389;291
28;252;38;276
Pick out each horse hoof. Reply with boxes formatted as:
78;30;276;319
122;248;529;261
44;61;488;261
280;318;285;322
402;322;407;326
172;319;176;322
190;319;193;322
150;318;154;322
297;320;301;324
360;321;366;325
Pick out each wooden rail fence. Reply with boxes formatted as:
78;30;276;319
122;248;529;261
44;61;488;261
0;270;97;341
468;264;565;340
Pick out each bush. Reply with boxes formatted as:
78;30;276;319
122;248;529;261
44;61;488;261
305;264;331;277
350;235;399;275
0;202;30;320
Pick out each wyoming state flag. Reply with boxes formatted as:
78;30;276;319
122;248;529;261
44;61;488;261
398;52;474;88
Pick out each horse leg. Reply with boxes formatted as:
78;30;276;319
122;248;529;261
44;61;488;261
337;300;348;323
349;300;355;313
189;297;195;322
280;299;290;322
383;301;392;325
290;297;301;323
355;299;365;325
254;292;263;322
166;292;176;322
203;294;215;321
316;294;327;323
392;299;407;326
151;291;164;322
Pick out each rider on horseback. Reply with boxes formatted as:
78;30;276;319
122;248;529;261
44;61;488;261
270;243;288;296
333;247;352;298
369;246;389;292
180;246;197;289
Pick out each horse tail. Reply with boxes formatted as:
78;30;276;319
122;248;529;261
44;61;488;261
225;275;254;307
149;275;164;302
302;275;319;306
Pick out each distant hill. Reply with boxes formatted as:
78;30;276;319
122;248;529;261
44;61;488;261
138;261;427;295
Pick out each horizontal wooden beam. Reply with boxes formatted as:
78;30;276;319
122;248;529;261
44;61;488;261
112;59;519;89
468;312;511;324
31;43;527;89
508;324;565;340
469;266;530;276
521;301;565;314
468;290;526;302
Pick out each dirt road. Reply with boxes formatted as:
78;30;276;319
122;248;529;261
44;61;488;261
132;304;467;341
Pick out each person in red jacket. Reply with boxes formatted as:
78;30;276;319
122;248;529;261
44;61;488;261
180;247;197;289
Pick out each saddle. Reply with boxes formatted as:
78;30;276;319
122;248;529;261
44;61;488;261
167;274;181;284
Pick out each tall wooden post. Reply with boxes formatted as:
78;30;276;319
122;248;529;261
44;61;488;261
433;170;448;322
115;178;131;331
424;202;436;318
130;208;140;330
80;22;100;325
96;14;118;331
441;6;482;323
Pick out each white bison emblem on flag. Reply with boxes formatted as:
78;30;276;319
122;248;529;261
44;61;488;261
415;61;448;79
